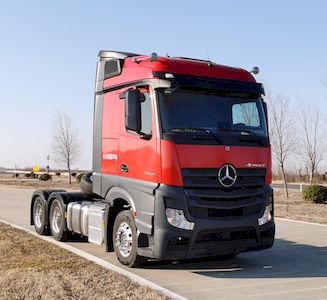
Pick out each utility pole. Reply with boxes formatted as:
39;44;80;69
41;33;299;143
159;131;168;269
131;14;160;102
46;155;50;173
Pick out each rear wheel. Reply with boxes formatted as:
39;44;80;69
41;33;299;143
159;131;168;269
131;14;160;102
113;210;147;268
33;197;48;235
49;199;70;241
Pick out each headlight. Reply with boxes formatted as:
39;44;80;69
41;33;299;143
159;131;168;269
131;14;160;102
166;208;194;230
258;204;272;226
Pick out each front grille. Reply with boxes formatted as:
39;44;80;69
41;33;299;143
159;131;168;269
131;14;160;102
196;228;257;242
193;228;258;251
182;168;266;220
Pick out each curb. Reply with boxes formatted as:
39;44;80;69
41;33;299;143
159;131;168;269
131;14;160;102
0;219;187;300
275;217;327;227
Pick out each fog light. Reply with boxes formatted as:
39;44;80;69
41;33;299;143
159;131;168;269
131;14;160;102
166;208;194;230
258;204;272;226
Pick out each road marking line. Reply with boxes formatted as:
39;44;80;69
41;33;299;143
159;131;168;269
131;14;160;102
0;219;187;300
276;217;327;227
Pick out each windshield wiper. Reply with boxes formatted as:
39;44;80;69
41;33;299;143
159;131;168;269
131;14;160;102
168;128;222;144
220;128;265;145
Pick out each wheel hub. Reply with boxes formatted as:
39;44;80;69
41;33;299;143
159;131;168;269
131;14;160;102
34;202;43;228
51;206;62;234
115;222;133;257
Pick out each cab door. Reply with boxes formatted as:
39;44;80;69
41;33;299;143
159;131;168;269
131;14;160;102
118;86;158;184
118;86;159;235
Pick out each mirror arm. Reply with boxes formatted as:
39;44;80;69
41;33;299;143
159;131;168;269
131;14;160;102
138;131;152;140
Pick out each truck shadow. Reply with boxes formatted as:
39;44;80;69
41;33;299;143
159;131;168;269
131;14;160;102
144;239;327;278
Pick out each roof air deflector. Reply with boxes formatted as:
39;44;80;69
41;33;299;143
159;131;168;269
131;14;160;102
98;50;142;61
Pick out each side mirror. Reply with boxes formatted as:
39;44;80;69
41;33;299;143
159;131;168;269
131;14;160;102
125;89;141;132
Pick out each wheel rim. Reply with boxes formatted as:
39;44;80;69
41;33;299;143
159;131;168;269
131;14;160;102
115;221;133;257
34;201;43;228
51;205;62;234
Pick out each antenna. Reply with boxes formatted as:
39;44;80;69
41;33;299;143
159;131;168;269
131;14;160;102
205;49;211;62
205;49;213;67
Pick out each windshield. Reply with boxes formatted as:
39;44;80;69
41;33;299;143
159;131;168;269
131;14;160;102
157;88;268;146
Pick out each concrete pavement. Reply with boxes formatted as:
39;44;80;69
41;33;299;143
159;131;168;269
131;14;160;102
0;187;326;300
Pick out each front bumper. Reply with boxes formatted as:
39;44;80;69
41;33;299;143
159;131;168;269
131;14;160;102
153;219;275;260
143;184;275;260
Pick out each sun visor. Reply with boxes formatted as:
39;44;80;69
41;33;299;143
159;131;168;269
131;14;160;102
153;72;264;96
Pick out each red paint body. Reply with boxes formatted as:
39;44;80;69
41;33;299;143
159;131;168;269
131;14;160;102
104;56;256;90
101;55;271;186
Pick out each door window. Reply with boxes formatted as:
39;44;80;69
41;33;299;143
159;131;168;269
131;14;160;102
140;92;152;135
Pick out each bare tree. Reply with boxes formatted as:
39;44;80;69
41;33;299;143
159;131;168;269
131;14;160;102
298;104;324;185
52;112;81;184
269;95;295;198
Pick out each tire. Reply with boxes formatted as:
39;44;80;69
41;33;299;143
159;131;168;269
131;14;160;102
33;196;49;235
49;199;70;241
80;172;93;194
113;210;147;268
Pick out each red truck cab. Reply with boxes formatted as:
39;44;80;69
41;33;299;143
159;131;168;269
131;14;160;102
93;51;274;264
30;50;274;267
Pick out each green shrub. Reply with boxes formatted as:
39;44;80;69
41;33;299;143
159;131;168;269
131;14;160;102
303;185;327;204
39;173;52;181
76;173;84;183
71;172;77;177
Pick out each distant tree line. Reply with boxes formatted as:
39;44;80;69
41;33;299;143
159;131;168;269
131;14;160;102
267;87;326;198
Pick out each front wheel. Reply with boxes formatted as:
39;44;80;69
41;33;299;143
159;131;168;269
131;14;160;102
113;210;147;268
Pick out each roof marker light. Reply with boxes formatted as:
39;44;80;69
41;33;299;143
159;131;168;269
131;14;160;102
165;73;174;79
250;66;260;74
132;52;158;64
150;52;158;61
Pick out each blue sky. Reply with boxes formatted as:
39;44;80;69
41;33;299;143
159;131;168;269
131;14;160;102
0;1;327;169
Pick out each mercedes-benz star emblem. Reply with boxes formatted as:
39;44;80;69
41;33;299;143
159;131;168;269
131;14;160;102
218;164;237;187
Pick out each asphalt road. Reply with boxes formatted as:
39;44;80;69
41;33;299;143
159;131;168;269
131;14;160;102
1;187;327;300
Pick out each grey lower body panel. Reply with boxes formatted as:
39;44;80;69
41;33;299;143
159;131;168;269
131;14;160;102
98;173;275;260
119;176;158;235
138;184;275;260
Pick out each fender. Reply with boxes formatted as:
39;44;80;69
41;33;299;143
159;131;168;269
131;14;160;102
105;184;156;236
105;186;136;211
103;187;135;252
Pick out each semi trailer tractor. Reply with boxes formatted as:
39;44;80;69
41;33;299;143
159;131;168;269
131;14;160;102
30;50;275;267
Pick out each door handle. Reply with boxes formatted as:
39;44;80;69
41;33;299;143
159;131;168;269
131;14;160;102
120;164;129;172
